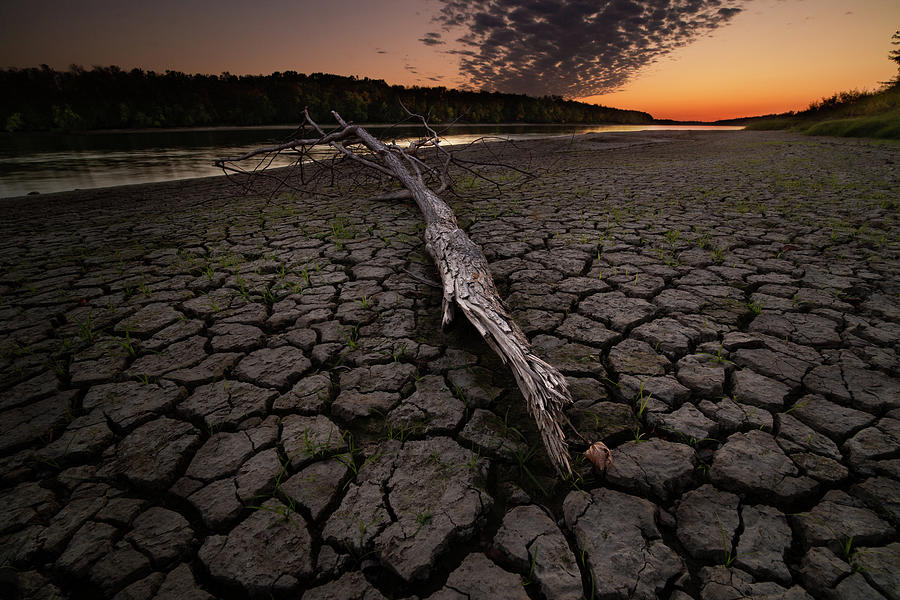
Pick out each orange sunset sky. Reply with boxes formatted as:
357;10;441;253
1;0;898;121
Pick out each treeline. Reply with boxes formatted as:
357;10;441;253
740;82;900;139
1;65;653;132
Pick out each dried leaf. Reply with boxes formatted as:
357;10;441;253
584;441;612;473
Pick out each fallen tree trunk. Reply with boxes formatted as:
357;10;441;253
218;110;575;475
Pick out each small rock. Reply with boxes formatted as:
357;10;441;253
793;491;895;551
697;398;772;433
126;507;195;567
187;479;243;529
555;313;620;348
776;412;841;460
177;380;276;429
675;484;740;562
617;374;691;407
209;322;265;352
731;368;790;411
579;291;658;331
832;572;889;600
234;346;312;389
127;335;207;377
199;499;313;597
852;542;900;600
88;541;152;595
235;449;282;502
115;303;182;336
281;459;349;521
698;566;814;600
564;487;683;600
272;373;332;413
428;553;529;600
648;403;716;441
331;389;400;423
164;352;242;386
445;366;502;407
99;418;200;490
710;430;817;503
303;571;387;600
606;438;696;501
608;338;670;376
154;563;215;599
493;505;582;600
185;432;255;481
796;546;852;597
851;477;900;527
83;380;184;432
732;348;808;391
281;415;345;469
788;394;875;442
56;521;117;577
631;318;697;360
675;353;727;398
0;392;71;454
386;374;465;435
734;504;793;585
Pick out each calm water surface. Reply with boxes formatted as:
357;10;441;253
0;124;741;199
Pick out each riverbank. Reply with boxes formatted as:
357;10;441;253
1;130;898;599
0;123;741;199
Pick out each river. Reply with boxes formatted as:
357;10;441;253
0;124;741;198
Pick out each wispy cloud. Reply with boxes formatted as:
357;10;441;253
419;32;446;46
429;0;748;97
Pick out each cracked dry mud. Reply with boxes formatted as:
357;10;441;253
1;130;898;599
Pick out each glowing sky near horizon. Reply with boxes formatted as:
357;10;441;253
0;0;897;121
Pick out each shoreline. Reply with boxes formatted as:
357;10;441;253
0;127;745;202
1;121;740;136
1;129;898;599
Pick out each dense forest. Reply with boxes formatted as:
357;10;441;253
1;65;653;132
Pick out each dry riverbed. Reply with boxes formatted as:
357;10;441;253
1;130;898;599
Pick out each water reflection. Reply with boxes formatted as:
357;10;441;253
0;124;741;199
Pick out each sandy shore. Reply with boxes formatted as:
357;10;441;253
1;130;898;599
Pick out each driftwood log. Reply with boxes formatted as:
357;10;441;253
217;110;578;475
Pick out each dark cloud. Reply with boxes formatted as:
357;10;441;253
419;32;446;46
429;0;749;97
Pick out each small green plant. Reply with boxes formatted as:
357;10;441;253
523;546;539;586
75;314;95;343
711;245;725;264
705;345;730;365
513;445;546;494
717;513;738;567
747;299;765;314
414;511;432;535
635;381;652;418
338;324;360;350
117;329;137;357
259;285;277;305
783;397;810;414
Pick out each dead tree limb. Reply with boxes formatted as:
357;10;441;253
217;110;576;475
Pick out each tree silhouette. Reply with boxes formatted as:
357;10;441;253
890;30;900;69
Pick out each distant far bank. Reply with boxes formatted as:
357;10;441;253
1;66;654;133
719;83;900;140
